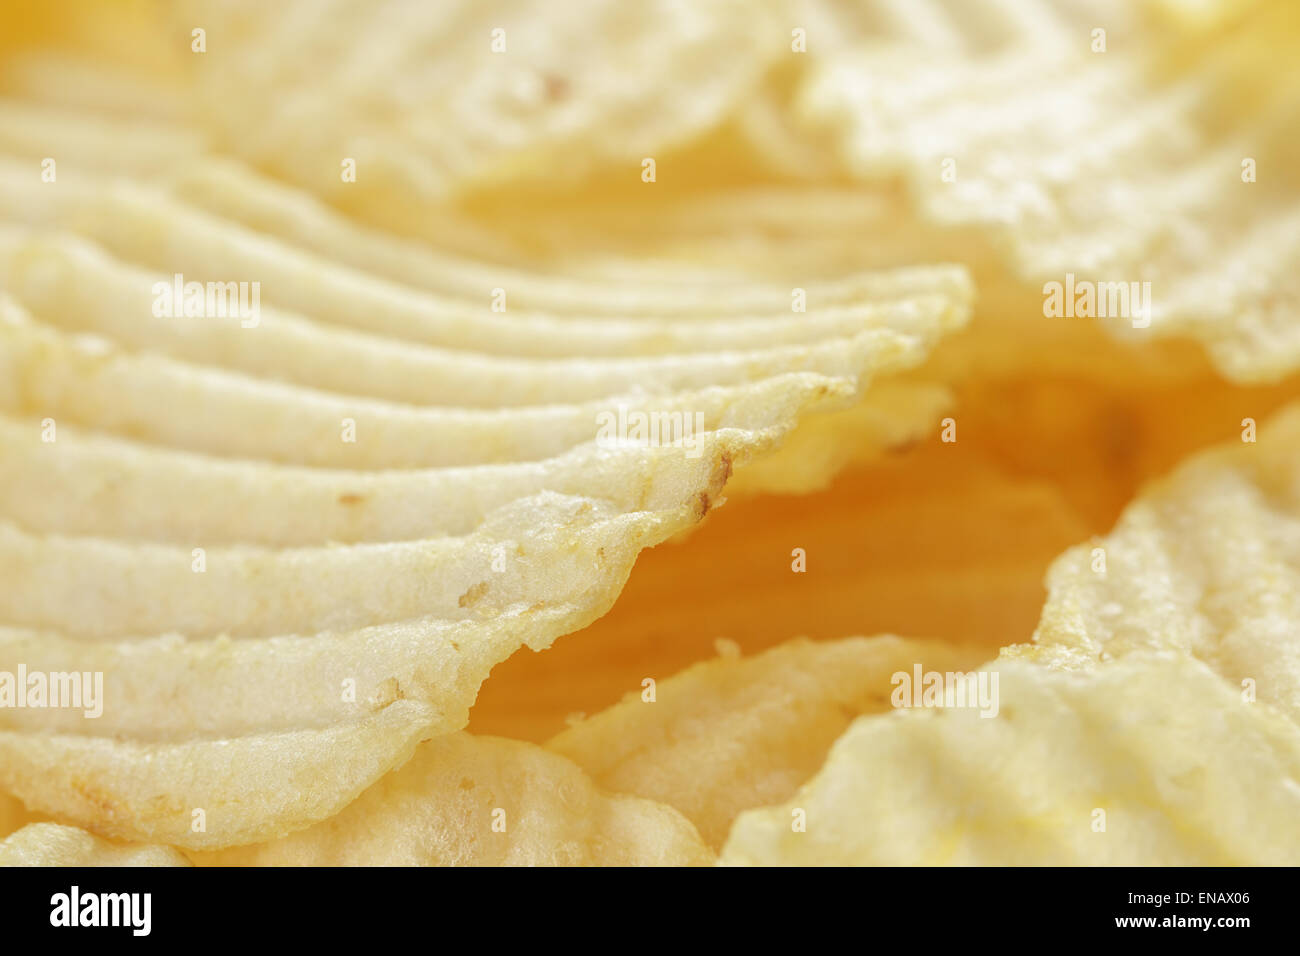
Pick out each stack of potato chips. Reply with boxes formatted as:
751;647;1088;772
1;0;1298;865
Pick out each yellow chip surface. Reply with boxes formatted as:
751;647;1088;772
182;0;787;202
0;822;189;867
550;635;988;847
0;34;976;847
4;0;1297;867
1016;402;1300;722
798;0;1300;383
724;405;1300;864
193;733;712;866
723;652;1300;865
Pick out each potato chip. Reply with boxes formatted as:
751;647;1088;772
724;380;954;495
0;491;740;641
0;482;747;740
192;732;711;866
1012;401;1300;722
723;652;1300;865
0;379;951;548
0;151;971;317
797;0;1300;382
0;97;204;178
470;352;1300;742
0;822;189;867
0;114;971;851
724;405;1300;864
0;453;743;847
3;298;911;469
11;0;1291;869
0;285;918;848
0;700;437;850
0;73;972;850
448;177;1223;393
0;413;765;546
0;226;963;403
181;0;786;201
0;100;520;263
549;636;988;846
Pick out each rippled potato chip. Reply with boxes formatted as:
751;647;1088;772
1013;402;1300;722
0;701;438;850
0;180;967;364
182;0;785;203
798;0;1300;382
193;733;712;866
6;0;1293;868
725;405;1300;864
0;82;971;849
549;636;988;846
723;653;1300;865
724;381;955;496
0;823;189;867
0;455;748;849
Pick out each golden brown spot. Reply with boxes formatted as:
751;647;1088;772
338;492;366;506
692;490;713;521
368;676;402;707
542;73;569;103
716;451;734;486
71;778;125;820
458;580;490;608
